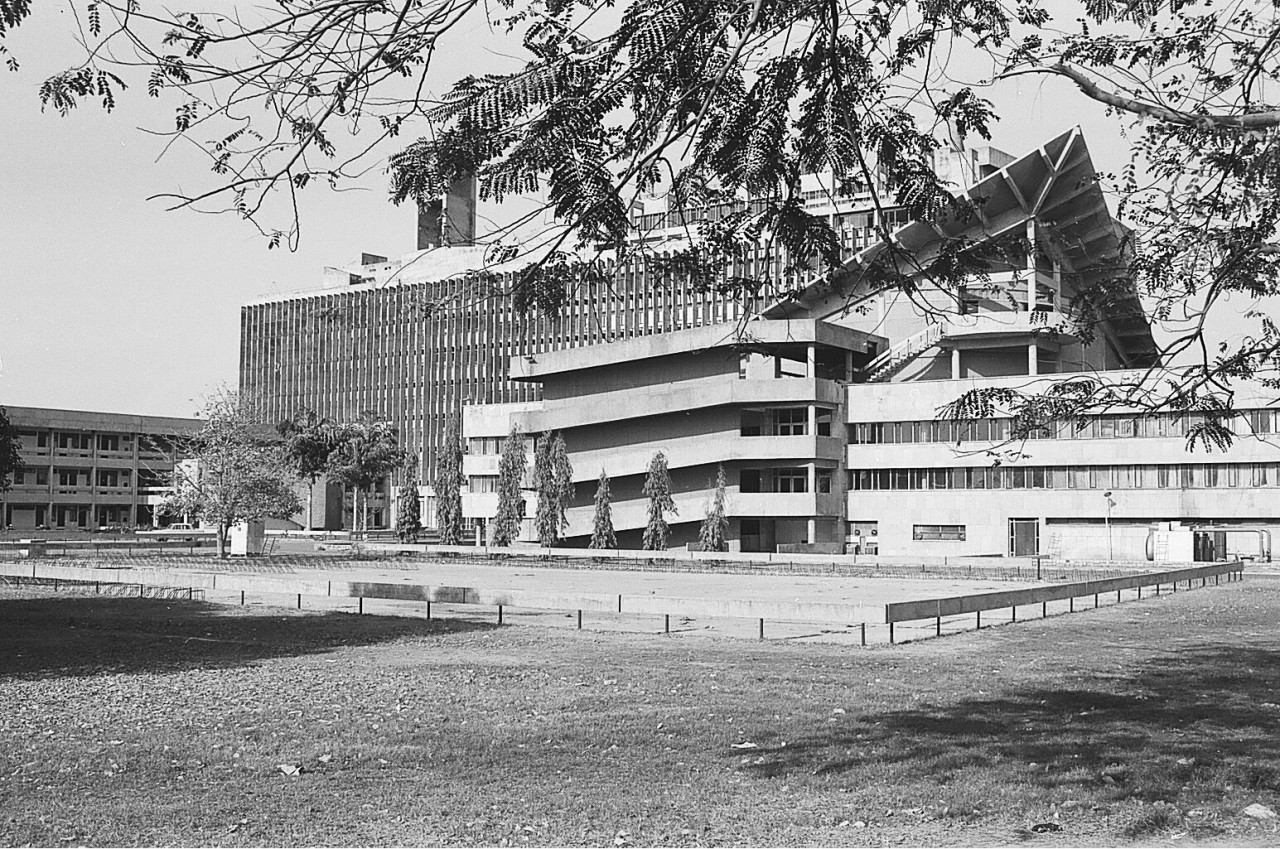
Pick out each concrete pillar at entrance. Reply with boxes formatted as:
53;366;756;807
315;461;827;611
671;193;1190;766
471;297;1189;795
807;518;817;544
1028;343;1038;376
951;348;961;380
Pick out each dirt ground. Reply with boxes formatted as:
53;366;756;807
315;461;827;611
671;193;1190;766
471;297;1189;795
2;574;1279;846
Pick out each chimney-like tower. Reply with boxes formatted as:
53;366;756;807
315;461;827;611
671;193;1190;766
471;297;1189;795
417;175;477;250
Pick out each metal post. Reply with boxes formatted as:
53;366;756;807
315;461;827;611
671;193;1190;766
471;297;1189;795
1012;606;1017;622
498;605;503;625
1137;586;1142;599
240;590;245;606
426;600;431;620
577;609;582;630
889;622;895;644
936;616;941;636
860;622;866;646
296;593;302;610
759;618;765;640
976;610;981;629
664;614;670;634
358;597;363;614
1117;590;1121;603
1069;597;1074;613
1036;556;1042;581
1094;593;1099;608
1042;602;1047;618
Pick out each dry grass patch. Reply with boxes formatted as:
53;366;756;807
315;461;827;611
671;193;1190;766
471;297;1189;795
3;579;1280;846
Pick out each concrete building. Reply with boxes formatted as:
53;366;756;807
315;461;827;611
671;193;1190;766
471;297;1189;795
459;128;1280;561
2;406;199;531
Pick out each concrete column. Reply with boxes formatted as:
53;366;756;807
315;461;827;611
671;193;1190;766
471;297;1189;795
951;348;961;380
1026;219;1036;312
807;404;817;436
807;462;816;497
1028;343;1038;376
806;344;816;378
845;350;854;382
807;518;817;544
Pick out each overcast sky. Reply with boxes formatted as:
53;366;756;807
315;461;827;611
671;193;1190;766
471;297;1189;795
0;4;1132;419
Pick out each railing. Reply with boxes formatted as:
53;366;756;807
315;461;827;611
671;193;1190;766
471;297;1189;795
883;560;1242;642
865;323;945;377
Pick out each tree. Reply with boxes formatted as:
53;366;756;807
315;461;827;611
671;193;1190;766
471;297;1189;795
589;469;617;550
491;424;526;546
533;431;574;546
9;1;1280;431
327;411;405;534
434;413;464;545
276;409;338;531
0;406;21;496
397;457;422;543
164;391;301;558
699;464;729;552
642;451;677;551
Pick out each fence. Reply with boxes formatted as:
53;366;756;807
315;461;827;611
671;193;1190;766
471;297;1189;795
883;560;1243;642
0;558;1246;644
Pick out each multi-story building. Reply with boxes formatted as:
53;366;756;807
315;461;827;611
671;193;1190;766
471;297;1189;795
459;128;1280;560
2;406;198;531
239;172;895;527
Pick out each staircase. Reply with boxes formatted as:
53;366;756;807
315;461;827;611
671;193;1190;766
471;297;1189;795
864;323;946;381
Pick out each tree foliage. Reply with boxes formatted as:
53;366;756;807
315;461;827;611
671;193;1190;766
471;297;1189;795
8;1;1280;428
698;464;729;552
327;411;405;533
589;468;617;550
491;424;526;546
276;409;339;530
164;391;301;558
397;457;423;543
434;413;464;545
0;405;22;495
533;431;574;546
641;451;676;551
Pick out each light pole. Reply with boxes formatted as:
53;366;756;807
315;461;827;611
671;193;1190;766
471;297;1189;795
1103;490;1116;561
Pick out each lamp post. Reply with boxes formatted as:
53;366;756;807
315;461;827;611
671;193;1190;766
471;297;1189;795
1103;490;1116;561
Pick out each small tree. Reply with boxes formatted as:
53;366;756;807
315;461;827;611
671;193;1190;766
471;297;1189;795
534;431;575;546
0;406;21;495
434;413;464;545
642;451;677;551
165;391;302;558
397;458;422;543
328;411;405;533
589;468;617;550
491;424;526;546
699;464;729;552
276;409;338;531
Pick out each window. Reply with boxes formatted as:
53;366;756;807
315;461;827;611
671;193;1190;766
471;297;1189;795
913;524;966;541
57;469;79;486
816;409;833;437
774;408;808;436
816;470;833;493
12;470;23;485
467;476;499;493
773;468;808;493
35;469;48;485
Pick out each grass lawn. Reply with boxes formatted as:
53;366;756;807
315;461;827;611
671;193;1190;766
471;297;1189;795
3;577;1280;846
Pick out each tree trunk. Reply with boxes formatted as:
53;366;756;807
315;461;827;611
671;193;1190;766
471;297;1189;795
217;522;228;559
351;487;359;535
363;487;371;535
306;480;315;531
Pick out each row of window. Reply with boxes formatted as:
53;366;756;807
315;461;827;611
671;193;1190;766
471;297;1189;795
849;410;1277;446
850;463;1280;491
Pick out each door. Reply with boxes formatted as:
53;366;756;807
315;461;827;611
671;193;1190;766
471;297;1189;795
1009;519;1040;556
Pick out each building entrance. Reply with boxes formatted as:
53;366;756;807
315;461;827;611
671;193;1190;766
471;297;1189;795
1009;519;1039;556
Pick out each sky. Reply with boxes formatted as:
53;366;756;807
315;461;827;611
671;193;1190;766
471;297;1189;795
0;4;1135;420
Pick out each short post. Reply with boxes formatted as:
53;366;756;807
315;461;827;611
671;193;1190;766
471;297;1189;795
1137;586;1142;599
498;604;504;625
358;597;364;614
936;616;941;636
95;581;99;594
577;609;583;630
1156;583;1161;595
1042;601;1047;618
53;579;58;592
664;614;670;634
1036;556;1042;581
1012;605;1017;623
296;593;302;610
240;590;245;606
426;600;431;620
860;622;866;646
976;610;981;629
889;622;895;644
1117;590;1121;603
1094;593;1099;608
617;594;623;613
758;618;765;640
1069;597;1074;613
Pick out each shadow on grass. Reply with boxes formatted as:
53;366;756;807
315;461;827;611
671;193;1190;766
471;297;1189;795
0;592;496;681
739;646;1280;804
